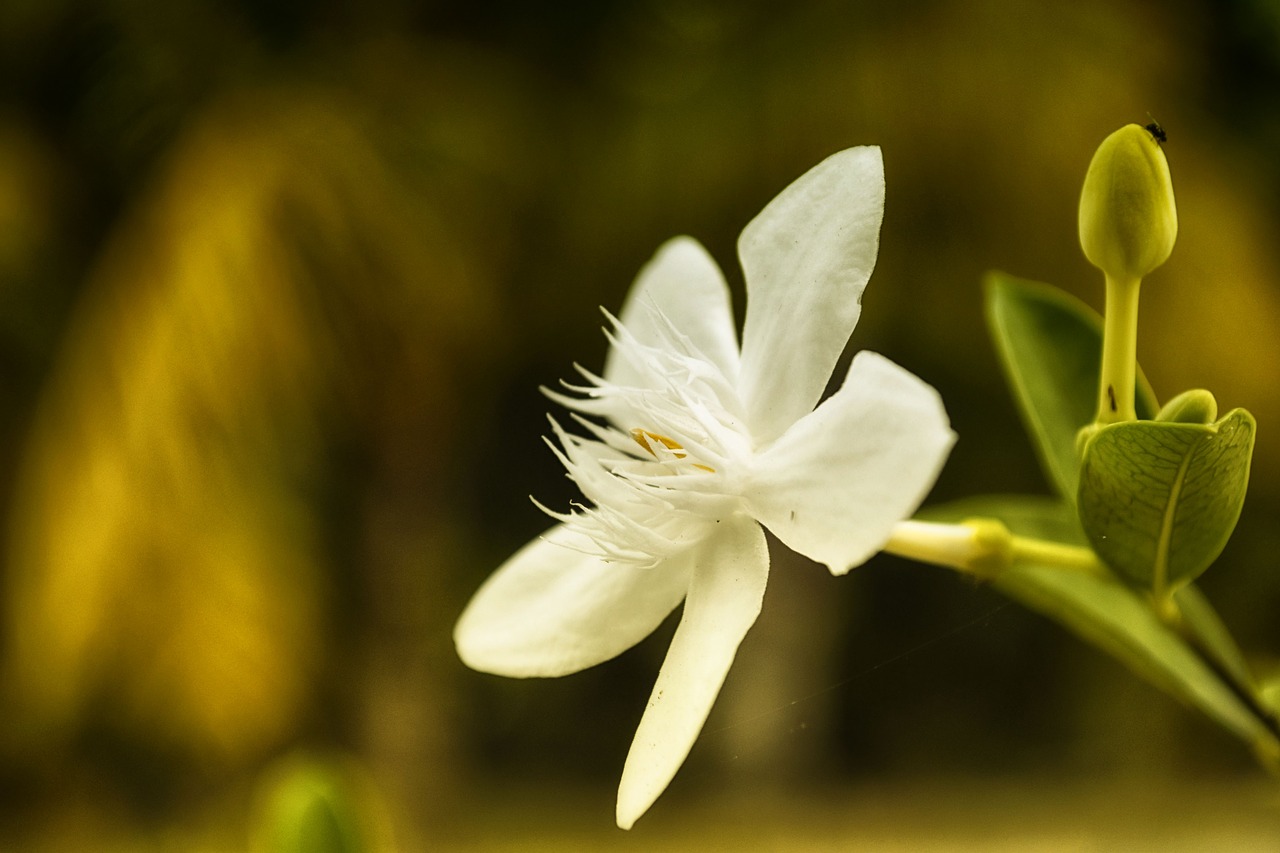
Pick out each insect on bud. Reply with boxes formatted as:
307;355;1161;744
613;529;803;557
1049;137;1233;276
1078;123;1178;282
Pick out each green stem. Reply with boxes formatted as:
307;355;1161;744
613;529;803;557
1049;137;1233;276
888;520;1280;762
1008;536;1104;575
1097;273;1142;424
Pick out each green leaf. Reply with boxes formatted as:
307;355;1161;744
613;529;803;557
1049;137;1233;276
1173;581;1256;692
916;494;1085;544
919;495;1276;753
984;273;1158;501
1077;409;1256;592
997;563;1270;747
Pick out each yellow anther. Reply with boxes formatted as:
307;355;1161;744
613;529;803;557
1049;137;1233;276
631;428;686;456
630;429;715;473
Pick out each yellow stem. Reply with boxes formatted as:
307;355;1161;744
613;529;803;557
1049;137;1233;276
883;519;1105;579
1097;273;1142;424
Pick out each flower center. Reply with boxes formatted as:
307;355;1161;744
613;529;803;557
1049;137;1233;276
630;428;715;472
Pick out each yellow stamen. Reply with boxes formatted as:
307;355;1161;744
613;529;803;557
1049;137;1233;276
631;428;684;456
630;429;715;472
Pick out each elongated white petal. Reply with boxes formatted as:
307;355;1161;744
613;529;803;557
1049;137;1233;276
454;524;693;677
616;514;768;829
736;147;885;445
604;237;740;389
743;351;954;576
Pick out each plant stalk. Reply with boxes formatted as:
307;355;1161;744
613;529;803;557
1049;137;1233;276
1097;273;1142;424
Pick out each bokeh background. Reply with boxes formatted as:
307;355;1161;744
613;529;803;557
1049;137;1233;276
2;0;1280;848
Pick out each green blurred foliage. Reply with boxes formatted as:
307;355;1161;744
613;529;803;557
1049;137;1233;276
0;0;1279;847
251;752;392;853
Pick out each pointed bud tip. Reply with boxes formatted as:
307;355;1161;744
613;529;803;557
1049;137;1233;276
1079;123;1178;281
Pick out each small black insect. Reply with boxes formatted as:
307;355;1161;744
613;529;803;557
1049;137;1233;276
1107;385;1118;412
1144;119;1167;145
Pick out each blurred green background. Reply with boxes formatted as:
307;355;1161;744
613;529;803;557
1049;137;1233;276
2;0;1280;848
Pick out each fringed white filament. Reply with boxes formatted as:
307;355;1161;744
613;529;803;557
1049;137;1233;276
534;306;749;569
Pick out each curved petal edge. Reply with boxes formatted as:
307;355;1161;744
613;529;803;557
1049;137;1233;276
454;524;692;678
744;351;955;575
737;146;885;445
615;514;769;829
604;236;740;389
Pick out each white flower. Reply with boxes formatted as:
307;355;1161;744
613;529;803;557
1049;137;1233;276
454;146;955;829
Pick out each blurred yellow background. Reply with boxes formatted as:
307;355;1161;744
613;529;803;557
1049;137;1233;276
2;0;1280;848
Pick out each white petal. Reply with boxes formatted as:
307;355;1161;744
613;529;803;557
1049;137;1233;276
454;524;693;678
743;351;955;576
615;514;768;829
604;237;740;388
736;147;885;445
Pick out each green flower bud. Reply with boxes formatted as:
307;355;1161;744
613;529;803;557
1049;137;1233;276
1079;123;1178;281
1156;388;1218;425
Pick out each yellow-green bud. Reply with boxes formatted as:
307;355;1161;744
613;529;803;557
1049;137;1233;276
1079;124;1178;281
1156;388;1218;425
